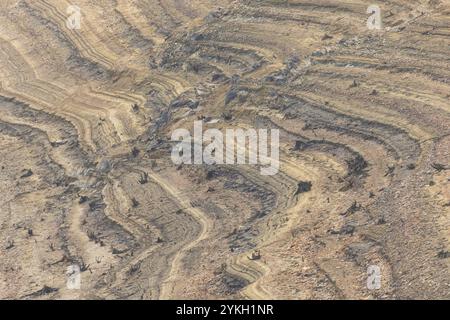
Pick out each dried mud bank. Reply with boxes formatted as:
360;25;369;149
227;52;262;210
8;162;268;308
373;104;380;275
0;0;449;299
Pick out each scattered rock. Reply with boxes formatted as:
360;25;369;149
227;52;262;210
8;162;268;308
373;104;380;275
138;172;149;184
341;201;361;216
431;163;447;171
221;112;232;121
170;98;199;109
20;169;33;178
248;250;261;260
5;240;14;250
340;225;355;235
97;159;111;173
346;155;367;175
131;197;139;208
349;80;359;88
79;196;88;204
225;90;238;105
385;164;395;176
437;250;450;259
191;33;205;41
131;147;140;158
295;181;312;195
212;73;227;82
25;285;58;298
376;217;386;225
127;262;141;276
88;201;102;212
293;140;309;151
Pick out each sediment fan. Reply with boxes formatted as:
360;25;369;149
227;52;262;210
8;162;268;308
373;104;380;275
0;0;449;301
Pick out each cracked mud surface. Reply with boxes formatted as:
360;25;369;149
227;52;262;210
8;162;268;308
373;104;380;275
0;0;449;299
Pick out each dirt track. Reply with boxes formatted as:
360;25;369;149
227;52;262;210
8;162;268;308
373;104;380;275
0;0;449;299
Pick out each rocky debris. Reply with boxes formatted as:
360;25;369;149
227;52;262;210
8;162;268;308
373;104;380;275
293;140;310;151
50;140;67;147
248;249;261;260
385;164;395;176
349;80;359;88
79;259;90;272
265;73;287;84
20;169;33;178
111;247;128;255
329;224;356;236
131;197;139;208
346;155;367;176
431;163;448;171
340;225;356;236
190;33;205;41
170;98;199;109
204;7;229;22
87;230;98;242
24;285;58;298
341;201;361;216
5;240;14;250
225;90;237;105
264;56;299;85
127;262;141;276
345;242;375;266
206;169;216;180
86;230;103;246
138;172;149;184
376;217;386;225
212;73;227;82
406;163;416;170
131;147;140;158
295;181;312;195
220;273;248;294
197;115;213;123
88;200;103;212
222;112;232;121
79;195;88;204
230;75;240;85
97;159;111;173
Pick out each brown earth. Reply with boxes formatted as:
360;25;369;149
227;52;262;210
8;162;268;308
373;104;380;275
0;0;449;299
